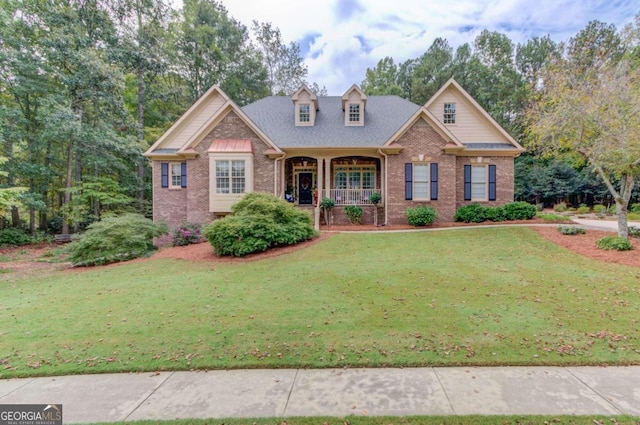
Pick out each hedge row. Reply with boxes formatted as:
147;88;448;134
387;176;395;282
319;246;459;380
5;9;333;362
454;201;536;223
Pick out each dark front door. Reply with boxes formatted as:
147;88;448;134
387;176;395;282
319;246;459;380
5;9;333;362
298;173;313;204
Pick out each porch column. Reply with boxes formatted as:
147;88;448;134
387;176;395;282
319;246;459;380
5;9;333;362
324;156;331;199
314;157;324;231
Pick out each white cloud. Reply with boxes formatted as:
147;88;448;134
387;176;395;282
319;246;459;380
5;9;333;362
219;0;636;94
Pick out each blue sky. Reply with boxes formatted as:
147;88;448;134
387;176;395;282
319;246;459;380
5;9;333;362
221;0;637;95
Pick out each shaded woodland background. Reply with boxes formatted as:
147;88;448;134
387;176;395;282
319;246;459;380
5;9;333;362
1;0;638;234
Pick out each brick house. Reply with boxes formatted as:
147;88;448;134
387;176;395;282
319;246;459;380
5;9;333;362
144;79;524;231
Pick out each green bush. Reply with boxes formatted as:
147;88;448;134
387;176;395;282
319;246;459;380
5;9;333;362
344;205;363;224
554;202;567;212
596;236;633;251
593;205;607;214
406;206;437;226
537;213;571;222
631;203;640;214
629;226;640;238
319;197;335;209
454;204;486;223
69;214;168;266
608;204;617;214
172;223;203;246
557;226;586;235
502;201;537;220
204;192;316;257
369;192;382;204
576;204;590;214
0;228;32;246
484;206;506;222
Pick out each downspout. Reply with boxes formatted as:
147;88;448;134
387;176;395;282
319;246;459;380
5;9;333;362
377;148;388;225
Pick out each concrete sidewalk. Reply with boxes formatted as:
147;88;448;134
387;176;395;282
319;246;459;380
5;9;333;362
1;366;639;423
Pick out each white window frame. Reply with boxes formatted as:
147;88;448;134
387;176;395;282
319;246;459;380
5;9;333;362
444;103;456;124
169;162;182;189
349;104;360;122
209;153;253;212
471;164;487;201
298;104;310;123
412;163;429;201
345;101;364;126
215;160;246;194
333;166;376;190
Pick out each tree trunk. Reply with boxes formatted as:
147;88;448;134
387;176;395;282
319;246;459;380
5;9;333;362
62;141;73;235
616;199;629;239
10;206;20;228
594;166;634;239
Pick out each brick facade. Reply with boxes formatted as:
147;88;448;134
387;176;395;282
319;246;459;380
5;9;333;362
455;156;515;209
152;111;276;231
386;118;458;223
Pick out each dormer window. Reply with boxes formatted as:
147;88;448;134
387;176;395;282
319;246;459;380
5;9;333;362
348;104;360;123
342;84;367;126
444;103;456;124
292;86;318;126
299;104;310;123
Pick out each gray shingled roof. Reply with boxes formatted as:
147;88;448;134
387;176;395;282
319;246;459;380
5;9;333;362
242;96;420;148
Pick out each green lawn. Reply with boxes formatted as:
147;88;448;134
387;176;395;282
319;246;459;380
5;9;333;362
1;227;639;378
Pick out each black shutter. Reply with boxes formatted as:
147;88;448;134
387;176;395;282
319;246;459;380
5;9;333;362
464;164;471;201
161;163;168;188
405;163;412;200
430;163;438;200
488;164;496;201
181;162;187;188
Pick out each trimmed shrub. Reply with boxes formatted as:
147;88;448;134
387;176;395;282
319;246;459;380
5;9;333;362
557;225;585;235
629;226;640;238
344;205;363;224
608;204;617;214
484;206;506;222
204;192;316;257
406;206;437;226
0;228;32;247
537;213;571;222
454;203;486;223
172;223;203;246
596;236;633;251
593;205;607;214
369;192;382;204
576;204;590;214
502;201;537;220
553;202;567;212
69;214;168;266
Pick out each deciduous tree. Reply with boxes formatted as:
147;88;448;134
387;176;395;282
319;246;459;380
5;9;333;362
527;23;639;238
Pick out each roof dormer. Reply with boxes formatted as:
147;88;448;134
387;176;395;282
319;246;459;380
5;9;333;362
342;84;367;126
292;85;319;126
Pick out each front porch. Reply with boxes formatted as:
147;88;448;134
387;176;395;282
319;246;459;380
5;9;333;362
284;155;383;207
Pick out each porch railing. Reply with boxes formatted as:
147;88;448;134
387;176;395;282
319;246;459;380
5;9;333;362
329;189;381;205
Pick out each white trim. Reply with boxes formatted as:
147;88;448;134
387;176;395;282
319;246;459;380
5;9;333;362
209;153;254;212
412;162;430;201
